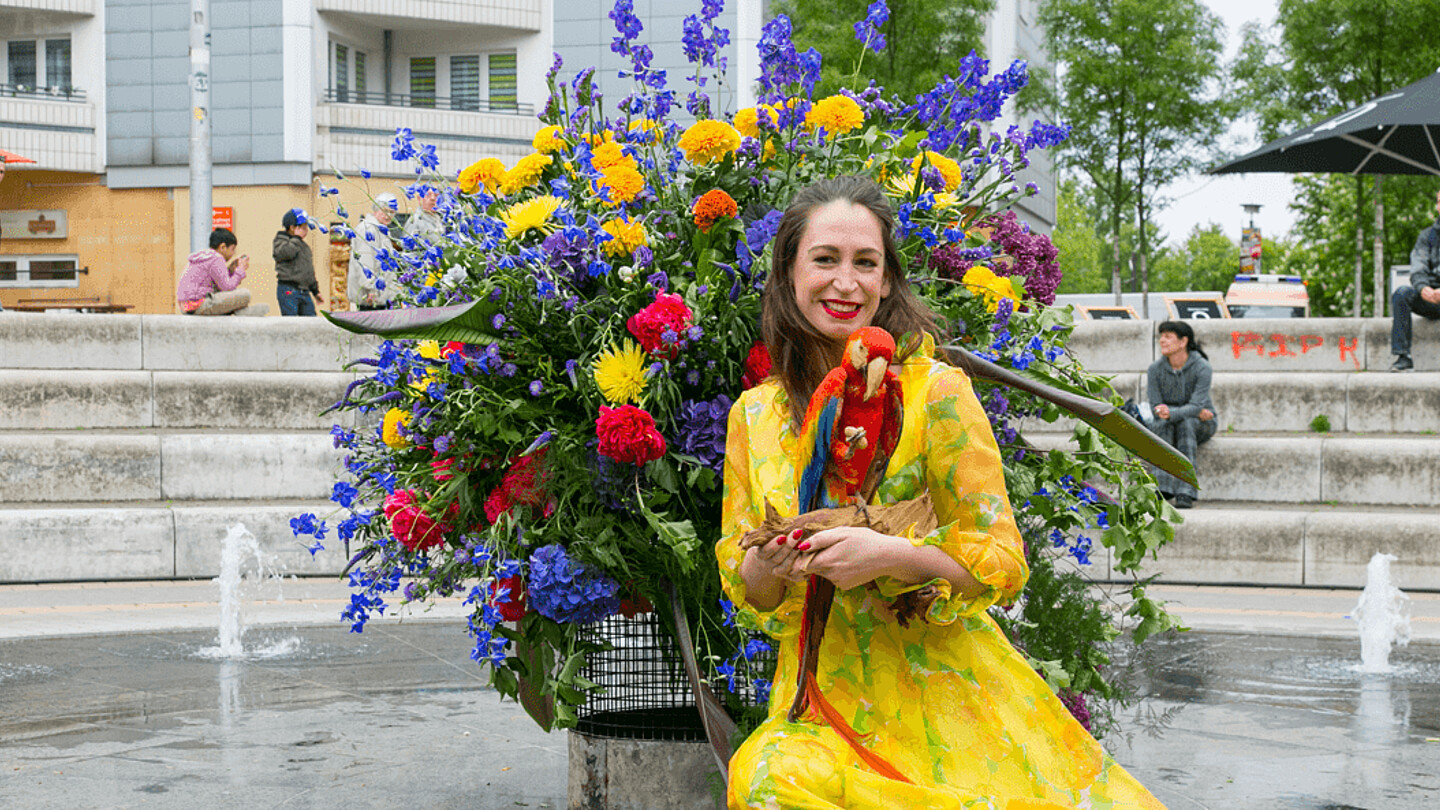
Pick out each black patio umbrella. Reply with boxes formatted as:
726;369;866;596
1210;67;1440;317
1212;68;1440;177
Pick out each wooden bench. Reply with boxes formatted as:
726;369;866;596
9;296;133;313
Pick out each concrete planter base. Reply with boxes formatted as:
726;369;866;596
567;727;722;810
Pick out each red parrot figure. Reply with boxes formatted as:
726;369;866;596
789;326;903;723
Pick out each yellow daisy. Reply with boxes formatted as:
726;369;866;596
593;340;649;405
532;125;566;154
499;153;554;196
962;265;1020;312
500;195;563;240
804;95;865;137
382;407;411;449
678;120;742;165
601;217;648;258
458;158;505;195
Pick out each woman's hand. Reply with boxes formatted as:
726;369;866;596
791;525;906;590
739;528;807;610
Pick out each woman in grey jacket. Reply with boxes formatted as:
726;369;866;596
1145;320;1216;508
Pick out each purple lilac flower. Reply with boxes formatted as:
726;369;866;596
1060;689;1092;732
433;434;452;454
647;270;668;290
527;544;621;624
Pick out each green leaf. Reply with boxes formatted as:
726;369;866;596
322;298;503;344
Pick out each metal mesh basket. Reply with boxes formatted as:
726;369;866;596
573;610;706;741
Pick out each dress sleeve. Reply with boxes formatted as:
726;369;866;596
715;395;805;640
895;368;1028;624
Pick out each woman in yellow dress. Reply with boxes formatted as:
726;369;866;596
717;176;1166;809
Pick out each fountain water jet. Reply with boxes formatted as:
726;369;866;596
199;523;293;660
1352;552;1411;674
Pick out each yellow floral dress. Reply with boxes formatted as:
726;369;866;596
717;344;1165;810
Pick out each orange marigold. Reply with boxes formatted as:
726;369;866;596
458;158;505;195
590;141;633;172
595;163;646;206
678;120;741;165
692;189;738;234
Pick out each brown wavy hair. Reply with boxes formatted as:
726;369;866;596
760;175;940;425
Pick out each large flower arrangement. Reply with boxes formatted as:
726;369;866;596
299;0;1180;739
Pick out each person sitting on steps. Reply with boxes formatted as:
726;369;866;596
177;228;269;317
1145;320;1215;509
1390;188;1440;372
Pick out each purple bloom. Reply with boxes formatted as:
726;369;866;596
433;434;451;454
529;379;544;396
853;1;889;52
527;544;621;624
492;313;506;330
673;394;733;472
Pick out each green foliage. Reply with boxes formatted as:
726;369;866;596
1040;0;1230;293
776;0;995;105
1052;179;1110;295
1149;223;1240;293
1309;414;1331;433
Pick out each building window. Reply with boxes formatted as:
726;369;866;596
8;41;36;90
488;52;517;112
335;43;348;102
0;255;81;287
450;55;479;111
355;51;367;100
44;39;69;92
410;57;436;108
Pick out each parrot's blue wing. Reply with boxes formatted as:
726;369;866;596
797;395;839;514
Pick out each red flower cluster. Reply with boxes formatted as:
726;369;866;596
596;405;667;465
626;292;694;358
487;574;529;622
383;489;456;551
484;449;554;523
692;188;738;234
741;340;773;389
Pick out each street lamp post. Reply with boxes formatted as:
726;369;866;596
189;0;212;254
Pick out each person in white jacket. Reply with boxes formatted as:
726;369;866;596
347;193;398;310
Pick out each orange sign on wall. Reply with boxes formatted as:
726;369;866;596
212;207;234;230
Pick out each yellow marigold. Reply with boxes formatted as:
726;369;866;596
382;407;411;449
804;95;865;137
963;265;1020;312
678;120;741;165
458;157;505;195
590;141;633;172
595;163;646;207
582;130;615;147
532;125;566;154
911;151;964;192
593;339;649;405
601;217;648;258
733;108;759;139
692;188;738;234
416;341;442;360
500;195;563;240
499;153;553;196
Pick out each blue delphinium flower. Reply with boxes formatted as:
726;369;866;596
853;0;889;51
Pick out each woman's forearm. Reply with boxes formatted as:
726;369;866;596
881;539;984;600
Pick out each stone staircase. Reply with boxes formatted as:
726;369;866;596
0;313;373;582
1046;316;1440;591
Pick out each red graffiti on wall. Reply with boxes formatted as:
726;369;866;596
1228;331;1361;367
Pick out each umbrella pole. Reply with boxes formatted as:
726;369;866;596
1373;175;1386;318
1353;178;1364;318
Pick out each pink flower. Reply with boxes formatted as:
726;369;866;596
626;292;693;358
383;489;451;551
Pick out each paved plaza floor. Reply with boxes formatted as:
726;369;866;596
0;579;1436;809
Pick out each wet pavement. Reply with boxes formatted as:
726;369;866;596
0;582;1437;809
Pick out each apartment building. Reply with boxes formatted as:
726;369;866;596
0;0;1051;314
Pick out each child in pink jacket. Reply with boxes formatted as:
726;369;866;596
176;228;269;316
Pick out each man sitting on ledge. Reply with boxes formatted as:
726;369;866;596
1391;188;1440;372
177;228;269;317
1145;320;1215;509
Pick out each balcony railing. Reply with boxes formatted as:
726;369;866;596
0;84;86;103
323;88;532;117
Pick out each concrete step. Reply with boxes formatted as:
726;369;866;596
0;369;357;430
1067;316;1440;373
0;312;378;371
0;431;343;502
0;500;346;583
1027;433;1440;507
1037;371;1440;434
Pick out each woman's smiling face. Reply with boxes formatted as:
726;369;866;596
791;200;891;345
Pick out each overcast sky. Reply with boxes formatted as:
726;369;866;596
1151;0;1292;247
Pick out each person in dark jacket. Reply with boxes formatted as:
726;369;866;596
273;208;323;316
1145;320;1215;509
1390;189;1440;371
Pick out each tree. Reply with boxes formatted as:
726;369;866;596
1040;0;1228;304
1231;0;1440;315
1149;223;1238;294
1052;179;1110;295
777;0;995;105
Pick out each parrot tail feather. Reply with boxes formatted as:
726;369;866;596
803;671;912;784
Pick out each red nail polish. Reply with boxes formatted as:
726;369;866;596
791;528;803;540
775;536;787;546
797;542;811;551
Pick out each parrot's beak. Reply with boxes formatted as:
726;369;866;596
865;356;887;399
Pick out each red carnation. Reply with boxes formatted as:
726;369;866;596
483;449;553;523
383;489;453;551
741;341;772;389
596;404;668;465
626;292;694;358
487;574;529;622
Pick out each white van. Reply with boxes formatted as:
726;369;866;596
1225;274;1310;318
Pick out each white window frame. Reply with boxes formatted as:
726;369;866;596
0;254;82;288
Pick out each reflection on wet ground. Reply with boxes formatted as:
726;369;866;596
0;624;1436;809
1118;632;1440;809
